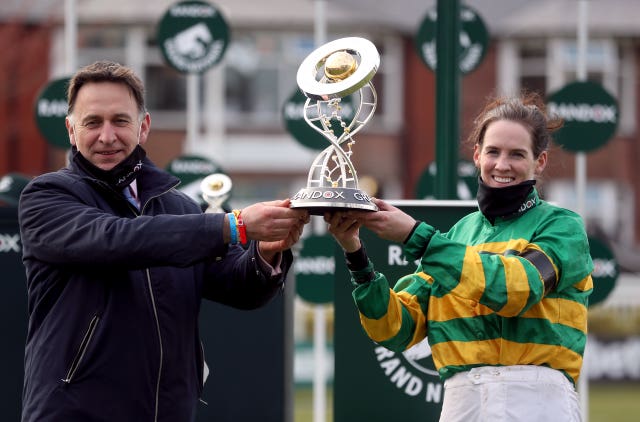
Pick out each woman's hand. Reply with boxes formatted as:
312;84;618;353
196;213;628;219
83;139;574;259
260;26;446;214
323;211;362;253
355;198;417;243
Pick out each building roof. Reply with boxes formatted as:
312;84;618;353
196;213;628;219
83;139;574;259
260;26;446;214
3;0;640;37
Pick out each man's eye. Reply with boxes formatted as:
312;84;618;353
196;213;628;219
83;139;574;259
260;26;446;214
84;121;99;128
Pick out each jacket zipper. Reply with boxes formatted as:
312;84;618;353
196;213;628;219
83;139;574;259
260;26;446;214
61;315;100;384
146;268;163;422
140;183;180;215
137;184;175;420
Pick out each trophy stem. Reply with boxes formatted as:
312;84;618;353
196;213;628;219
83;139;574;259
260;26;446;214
306;144;357;189
292;37;380;214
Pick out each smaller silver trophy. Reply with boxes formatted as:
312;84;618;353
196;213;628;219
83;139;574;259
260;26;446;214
200;173;232;213
291;37;379;214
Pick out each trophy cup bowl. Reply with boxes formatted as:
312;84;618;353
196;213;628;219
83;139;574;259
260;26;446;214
200;173;232;213
290;37;380;215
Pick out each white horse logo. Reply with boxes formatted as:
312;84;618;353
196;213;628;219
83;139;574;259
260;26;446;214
171;23;212;60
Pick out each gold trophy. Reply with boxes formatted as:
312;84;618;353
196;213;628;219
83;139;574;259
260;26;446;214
291;37;379;214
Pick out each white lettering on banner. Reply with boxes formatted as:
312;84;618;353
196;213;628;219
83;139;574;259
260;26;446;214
284;103;305;120
170;5;216;18
425;382;443;403
170;160;217;174
294;256;335;275
374;346;443;403
592;258;617;278
547;102;617;123
388;245;408;266
587;336;640;380
0;234;21;253
421;41;437;69
460;44;482;73
38;99;67;117
388;245;420;267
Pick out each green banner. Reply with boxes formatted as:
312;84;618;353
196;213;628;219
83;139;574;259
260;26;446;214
546;81;618;152
415;4;488;75
295;234;335;304
157;0;230;74
34;77;70;149
587;236;618;306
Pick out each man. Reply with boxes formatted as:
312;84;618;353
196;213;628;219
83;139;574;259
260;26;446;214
19;61;309;421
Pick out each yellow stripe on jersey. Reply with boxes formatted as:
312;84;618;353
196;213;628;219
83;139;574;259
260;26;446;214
428;294;494;321
521;296;588;333
432;339;583;383
359;288;427;345
498;254;531;316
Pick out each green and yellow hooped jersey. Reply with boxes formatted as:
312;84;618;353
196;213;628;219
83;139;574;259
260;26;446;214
352;189;593;386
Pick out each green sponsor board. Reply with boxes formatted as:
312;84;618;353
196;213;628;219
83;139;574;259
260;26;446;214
283;89;357;150
546;81;618;152
166;154;225;207
415;4;488;75
334;200;477;421
415;160;478;200
34;77;70;149
0;173;31;207
295;234;335;304
587;236;618;306
157;0;230;74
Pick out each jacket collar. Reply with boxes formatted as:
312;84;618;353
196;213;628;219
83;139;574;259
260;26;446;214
69;152;181;200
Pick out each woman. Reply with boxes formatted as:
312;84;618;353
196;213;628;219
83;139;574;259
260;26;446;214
325;93;593;421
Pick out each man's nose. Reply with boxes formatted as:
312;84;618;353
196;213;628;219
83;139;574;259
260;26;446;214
98;122;116;143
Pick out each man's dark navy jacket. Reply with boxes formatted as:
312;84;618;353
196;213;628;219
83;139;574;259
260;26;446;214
18;155;291;421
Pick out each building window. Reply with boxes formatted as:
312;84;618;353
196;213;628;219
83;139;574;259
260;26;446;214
519;40;547;96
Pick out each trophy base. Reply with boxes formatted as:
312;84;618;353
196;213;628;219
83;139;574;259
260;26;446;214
290;187;378;215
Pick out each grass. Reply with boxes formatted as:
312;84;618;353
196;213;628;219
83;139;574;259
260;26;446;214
294;386;333;422
294;382;640;422
589;382;640;422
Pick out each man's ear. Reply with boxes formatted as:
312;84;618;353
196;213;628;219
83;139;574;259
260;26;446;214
138;113;151;145
65;117;76;146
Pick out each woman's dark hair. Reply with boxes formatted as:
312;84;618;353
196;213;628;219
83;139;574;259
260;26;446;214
467;91;563;158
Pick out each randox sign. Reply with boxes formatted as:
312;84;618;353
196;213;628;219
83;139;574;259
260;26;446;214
34;77;70;149
546;81;618;152
157;0;230;74
415;4;489;75
587;235;619;306
283;89;356;151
